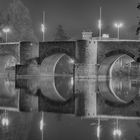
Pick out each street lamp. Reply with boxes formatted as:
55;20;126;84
98;7;102;40
41;11;46;42
114;22;123;40
41;24;46;41
2;27;11;42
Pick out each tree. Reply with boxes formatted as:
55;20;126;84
0;0;38;42
54;25;70;41
136;3;140;36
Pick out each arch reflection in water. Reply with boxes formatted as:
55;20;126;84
40;53;74;102
98;54;139;104
16;53;74;103
0;55;19;110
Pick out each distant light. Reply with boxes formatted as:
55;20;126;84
102;34;109;38
114;22;123;28
2;28;10;33
69;59;75;64
1;117;9;127
114;22;124;39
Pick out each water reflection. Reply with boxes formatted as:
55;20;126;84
1;111;9;127
0;111;34;140
0;110;139;140
0;53;140;139
110;55;139;103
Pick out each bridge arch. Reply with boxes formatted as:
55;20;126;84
105;49;135;58
98;54;138;104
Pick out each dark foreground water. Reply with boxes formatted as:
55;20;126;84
0;111;139;140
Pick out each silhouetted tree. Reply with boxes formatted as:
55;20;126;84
136;3;140;36
0;0;37;42
54;25;70;41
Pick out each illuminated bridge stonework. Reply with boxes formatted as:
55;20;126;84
0;40;140;119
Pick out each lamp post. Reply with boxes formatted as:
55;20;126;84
114;22;123;40
98;7;102;40
41;11;46;41
41;24;45;42
2;27;11;42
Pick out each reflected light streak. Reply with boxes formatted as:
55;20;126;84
113;129;122;137
1;117;9;127
40;118;44;131
97;125;101;138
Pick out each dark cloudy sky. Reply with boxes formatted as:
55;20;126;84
0;0;140;40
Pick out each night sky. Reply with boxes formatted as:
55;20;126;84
0;0;139;40
0;0;140;140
